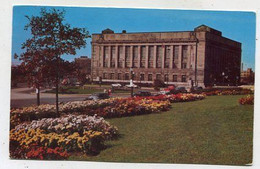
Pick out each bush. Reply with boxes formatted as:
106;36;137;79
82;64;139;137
153;79;165;91
239;95;254;105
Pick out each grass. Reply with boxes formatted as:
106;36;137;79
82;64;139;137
69;95;253;165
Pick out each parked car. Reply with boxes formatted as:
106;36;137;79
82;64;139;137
133;91;152;97
84;93;110;101
171;87;187;94
158;90;171;95
125;84;139;88
190;86;203;93
193;86;203;91
111;83;122;88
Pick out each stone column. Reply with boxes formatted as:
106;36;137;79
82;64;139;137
145;45;149;68
108;46;111;68
138;46;141;68
123;45;126;68
115;45;118;68
170;45;174;69
162;46;165;69
187;45;191;69
153;45;157;68
178;45;182;69
130;46;133;68
192;44;196;69
100;45;104;67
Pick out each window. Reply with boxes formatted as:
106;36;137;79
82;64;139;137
132;74;136;80
110;73;114;79
182;63;187;69
111;46;116;68
117;73;121;80
103;73;107;79
182;75;186;82
133;46;138;68
118;46;123;68
140;74;145;81
174;46;179;60
156;46;163;68
125;73;129;80
140;46;146;68
148;46;154;68
125;46;131;68
148;74;153;81
182;45;188;59
165;46;171;68
164;74;169;82
156;74;161;80
181;46;188;69
173;75;177;82
103;46;109;67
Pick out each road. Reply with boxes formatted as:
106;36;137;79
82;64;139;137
11;87;130;108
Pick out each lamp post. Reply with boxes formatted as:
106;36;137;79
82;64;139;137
34;67;40;106
130;67;134;97
222;72;225;86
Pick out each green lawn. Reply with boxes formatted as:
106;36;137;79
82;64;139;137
70;95;253;165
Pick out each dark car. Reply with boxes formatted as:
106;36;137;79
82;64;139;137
193;86;203;91
133;91;152;97
171;87;187;94
84;93;110;101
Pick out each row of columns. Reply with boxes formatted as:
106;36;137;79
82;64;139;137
99;44;194;69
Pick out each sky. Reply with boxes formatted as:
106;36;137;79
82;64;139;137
12;6;256;70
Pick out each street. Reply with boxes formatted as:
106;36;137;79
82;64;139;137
11;87;131;108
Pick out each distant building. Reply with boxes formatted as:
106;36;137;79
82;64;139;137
91;25;241;87
74;56;91;75
241;68;254;85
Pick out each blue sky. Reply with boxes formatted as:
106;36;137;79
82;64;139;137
12;6;256;70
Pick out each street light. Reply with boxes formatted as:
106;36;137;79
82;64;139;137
33;67;40;106
130;67;134;97
222;72;225;85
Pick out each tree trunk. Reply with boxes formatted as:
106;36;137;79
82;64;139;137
55;56;59;116
55;79;59;115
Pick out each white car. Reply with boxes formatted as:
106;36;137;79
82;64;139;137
125;84;139;88
159;90;170;95
111;83;122;87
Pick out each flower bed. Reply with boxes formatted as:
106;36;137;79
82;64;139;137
200;89;253;96
10;115;119;159
10;99;115;128
239;95;254;105
138;93;206;103
14;114;118;139
11;94;206;127
100;98;171;118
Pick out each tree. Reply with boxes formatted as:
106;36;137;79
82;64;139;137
153;79;165;91
16;8;90;113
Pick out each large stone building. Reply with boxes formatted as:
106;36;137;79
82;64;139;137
241;68;254;85
91;25;241;87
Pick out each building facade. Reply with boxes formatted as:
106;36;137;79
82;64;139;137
241;68;254;85
91;25;241;87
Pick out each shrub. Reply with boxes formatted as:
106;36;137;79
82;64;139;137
153;79;165;90
239;95;254;105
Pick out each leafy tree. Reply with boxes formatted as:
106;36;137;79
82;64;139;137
16;8;90;113
153;79;165;91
